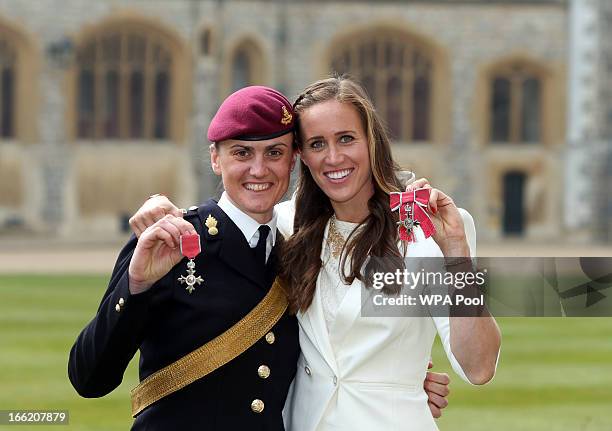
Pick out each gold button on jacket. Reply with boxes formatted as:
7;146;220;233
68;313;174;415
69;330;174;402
265;332;275;344
257;365;270;379
251;399;265;413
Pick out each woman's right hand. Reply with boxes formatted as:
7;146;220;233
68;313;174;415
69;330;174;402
128;215;197;294
129;195;183;238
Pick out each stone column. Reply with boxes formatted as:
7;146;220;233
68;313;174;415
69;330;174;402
189;0;224;204
37;37;73;234
566;0;599;238
594;0;612;241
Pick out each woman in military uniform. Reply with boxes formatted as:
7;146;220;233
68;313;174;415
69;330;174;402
69;87;302;430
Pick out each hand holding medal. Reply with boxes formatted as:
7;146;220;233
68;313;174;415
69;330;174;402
391;178;470;257
128;215;198;295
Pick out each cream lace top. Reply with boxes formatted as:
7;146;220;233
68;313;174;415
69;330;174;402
320;217;361;333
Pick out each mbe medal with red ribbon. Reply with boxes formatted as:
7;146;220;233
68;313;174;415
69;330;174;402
178;234;203;294
390;188;436;242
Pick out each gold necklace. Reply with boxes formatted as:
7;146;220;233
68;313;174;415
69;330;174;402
327;215;346;259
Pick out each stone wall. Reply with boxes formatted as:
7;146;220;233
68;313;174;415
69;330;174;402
0;0;586;242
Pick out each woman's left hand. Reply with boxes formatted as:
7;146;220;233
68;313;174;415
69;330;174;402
405;178;470;257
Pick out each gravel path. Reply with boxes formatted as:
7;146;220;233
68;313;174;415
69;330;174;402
0;240;611;274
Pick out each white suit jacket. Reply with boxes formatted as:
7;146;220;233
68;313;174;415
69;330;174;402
276;199;481;431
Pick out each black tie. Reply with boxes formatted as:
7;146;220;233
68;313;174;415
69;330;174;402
254;225;271;266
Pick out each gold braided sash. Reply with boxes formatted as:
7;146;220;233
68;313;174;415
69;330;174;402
130;278;288;417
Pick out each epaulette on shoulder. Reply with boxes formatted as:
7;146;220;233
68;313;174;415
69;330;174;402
183;205;201;220
182;205;206;237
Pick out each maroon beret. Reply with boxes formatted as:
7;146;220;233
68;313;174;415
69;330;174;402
207;86;295;142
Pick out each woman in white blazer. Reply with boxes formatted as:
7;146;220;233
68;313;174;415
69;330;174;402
277;76;501;431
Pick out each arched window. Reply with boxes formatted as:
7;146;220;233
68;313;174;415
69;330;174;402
231;45;252;92
0;37;15;138
330;32;433;142
228;39;265;93
489;63;542;144
76;29;173;140
200;28;212;57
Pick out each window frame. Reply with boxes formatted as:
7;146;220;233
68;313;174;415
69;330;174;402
0;38;16;139
74;29;173;141
223;36;267;97
0;18;38;144
67;17;189;144
327;28;443;145
486;61;548;146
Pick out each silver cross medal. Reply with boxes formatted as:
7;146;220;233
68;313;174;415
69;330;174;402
397;203;420;236
178;233;203;294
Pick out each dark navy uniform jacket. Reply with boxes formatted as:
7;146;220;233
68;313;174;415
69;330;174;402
68;199;300;430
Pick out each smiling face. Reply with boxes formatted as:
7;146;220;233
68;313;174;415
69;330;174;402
211;132;295;223
298;99;374;219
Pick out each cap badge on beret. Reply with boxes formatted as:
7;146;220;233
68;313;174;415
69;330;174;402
281;105;293;126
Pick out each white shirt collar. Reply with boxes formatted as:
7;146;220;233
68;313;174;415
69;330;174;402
217;191;277;248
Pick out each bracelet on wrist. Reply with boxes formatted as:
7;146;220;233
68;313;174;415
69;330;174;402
444;257;473;267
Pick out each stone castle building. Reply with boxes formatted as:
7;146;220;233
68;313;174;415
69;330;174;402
0;0;609;242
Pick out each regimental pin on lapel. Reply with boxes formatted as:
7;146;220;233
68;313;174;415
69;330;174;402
205;214;218;235
178;233;203;294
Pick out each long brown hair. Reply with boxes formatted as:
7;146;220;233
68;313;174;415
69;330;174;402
280;76;405;314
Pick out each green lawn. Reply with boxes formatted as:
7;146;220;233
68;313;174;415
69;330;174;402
0;275;611;430
0;275;137;431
